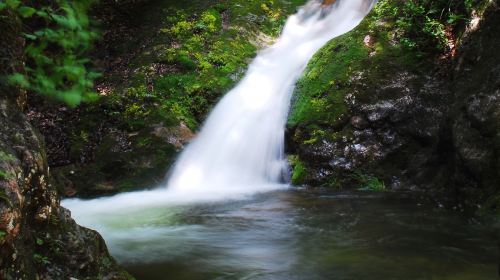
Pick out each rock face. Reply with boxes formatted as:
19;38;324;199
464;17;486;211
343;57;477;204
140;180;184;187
288;3;500;212
449;6;500;210
0;100;132;279
0;10;131;280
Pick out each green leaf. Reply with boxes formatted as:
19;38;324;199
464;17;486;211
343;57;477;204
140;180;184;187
63;91;82;107
36;238;44;245
8;73;29;88
5;0;21;9
24;33;37;40
83;92;99;103
35;10;48;18
0;3;7;10
0;230;6;242
17;6;36;18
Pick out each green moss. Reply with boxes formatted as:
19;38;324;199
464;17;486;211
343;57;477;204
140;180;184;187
0;230;6;244
0;151;15;162
288;6;427;127
122;0;308;129
0;188;11;207
292;0;454;130
292;163;306;185
288;31;365;126
354;172;387;192
288;15;384;127
0;170;7;180
289;155;307;185
303;129;326;145
49;0;309;196
33;253;51;265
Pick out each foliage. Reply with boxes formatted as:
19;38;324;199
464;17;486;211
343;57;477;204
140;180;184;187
36;237;44;246
0;170;8;179
288;29;368;126
373;0;480;52
1;0;99;107
0;230;6;243
0;188;11;206
0;150;15;162
39;0;307;196
152;6;267;127
0;150;15;180
33;253;51;265
289;155;306;185
354;172;386;192
289;0;486;127
84;0;305;136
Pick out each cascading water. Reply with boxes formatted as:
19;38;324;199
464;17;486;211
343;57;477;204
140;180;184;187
166;0;375;196
56;3;499;278
62;0;376;261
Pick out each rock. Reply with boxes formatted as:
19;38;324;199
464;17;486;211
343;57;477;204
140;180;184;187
0;12;131;279
363;35;374;48
152;122;194;150
350;116;368;129
363;101;395;123
287;1;500;212
0;98;132;279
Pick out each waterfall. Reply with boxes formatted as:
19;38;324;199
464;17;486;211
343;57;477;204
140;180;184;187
166;0;376;196
63;0;375;223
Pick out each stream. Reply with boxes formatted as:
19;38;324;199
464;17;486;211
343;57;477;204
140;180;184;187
63;1;498;279
100;190;498;280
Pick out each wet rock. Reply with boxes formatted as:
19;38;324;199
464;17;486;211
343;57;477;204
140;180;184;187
152;122;194;150
0;13;130;278
350;116;368;129
363;101;395;123
288;3;500;212
363;35;374;47
0;98;132;279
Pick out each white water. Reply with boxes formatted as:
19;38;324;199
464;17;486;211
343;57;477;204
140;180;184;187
63;0;375;254
167;0;376;196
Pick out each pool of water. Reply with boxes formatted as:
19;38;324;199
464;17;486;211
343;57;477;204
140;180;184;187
98;189;499;279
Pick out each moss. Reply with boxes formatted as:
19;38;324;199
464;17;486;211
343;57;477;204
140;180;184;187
288;32;364;126
55;128;179;197
303;129;327;145
49;0;309;196
324;177;343;189
289;155;307;185
0;189;11;207
354;172;387;192
0;170;7;180
0;230;5;245
290;6;428;127
33;253;51;265
115;0;308;129
288;19;373;126
0;150;15;162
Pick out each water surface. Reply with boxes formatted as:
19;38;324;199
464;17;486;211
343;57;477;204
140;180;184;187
111;190;498;280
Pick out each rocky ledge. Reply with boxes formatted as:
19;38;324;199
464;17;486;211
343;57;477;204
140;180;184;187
287;1;499;213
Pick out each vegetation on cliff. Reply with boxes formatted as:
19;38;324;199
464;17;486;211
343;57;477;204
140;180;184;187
25;0;307;197
288;0;499;214
1;0;499;278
